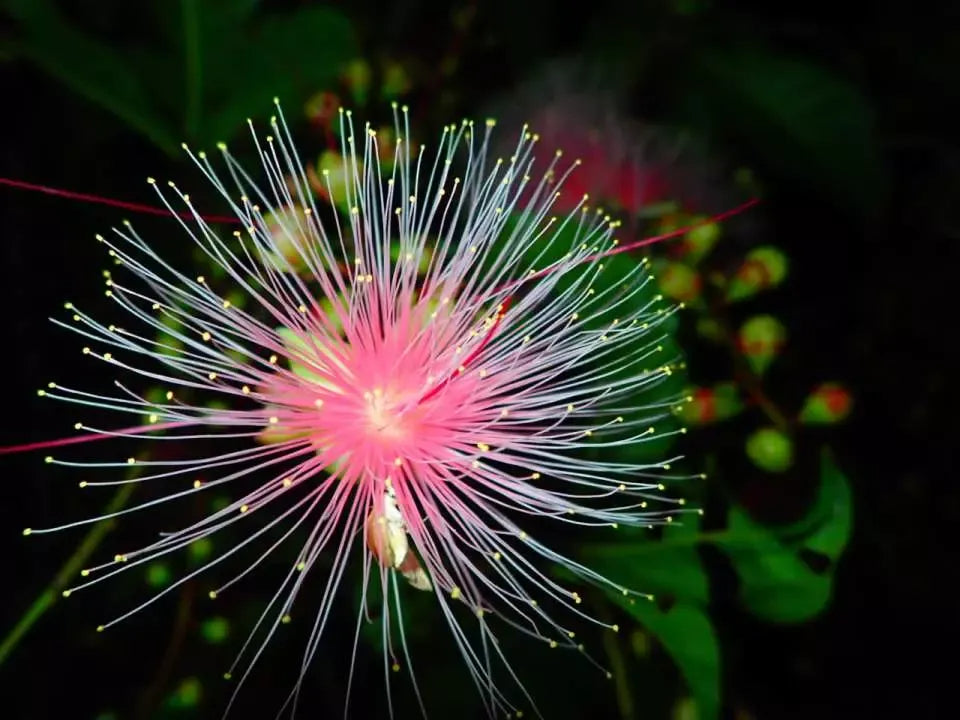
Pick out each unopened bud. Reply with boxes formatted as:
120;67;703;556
745;427;793;473
677;217;721;264
341;59;372;105
726;246;788;301
655;260;703;303
799;382;852;424
381;60;412;100
677;383;743;424
737;315;786;374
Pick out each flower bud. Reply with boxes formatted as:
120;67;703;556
314;150;355;215
654;259;703;303
381;60;412;100
145;562;172;588
304;91;340;128
676;216;721;264
166;677;202;709
737;315;786;374
201;616;231;645
745;427;793;473
262;205;312;272
341;59;372;105
799;382;852;424
677;382;743;424
366;487;432;591
726;246;788;301
695;316;724;343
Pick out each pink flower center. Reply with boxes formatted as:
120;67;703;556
363;387;418;441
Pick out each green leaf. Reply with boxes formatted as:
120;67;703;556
580;514;709;604
623;601;720;720
718;449;852;622
686;46;882;218
580;515;719;718
771;450;854;558
3;0;180;153
3;0;355;151
200;5;356;144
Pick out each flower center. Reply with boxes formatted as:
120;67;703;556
364;388;411;440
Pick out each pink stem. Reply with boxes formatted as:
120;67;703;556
0;421;196;456
0;177;241;224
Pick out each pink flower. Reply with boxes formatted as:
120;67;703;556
23;102;688;717
490;61;734;219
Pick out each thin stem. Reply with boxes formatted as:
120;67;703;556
706;288;793;433
0;178;240;224
721;317;792;432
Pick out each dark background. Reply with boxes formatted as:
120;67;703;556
0;1;956;718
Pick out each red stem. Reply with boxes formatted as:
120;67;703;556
0;177;240;224
418;296;512;404
0;421;193;456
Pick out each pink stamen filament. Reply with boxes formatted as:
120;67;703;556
0;421;196;456
0;177;241;225
507;197;760;291
0;174;759;458
417;296;513;405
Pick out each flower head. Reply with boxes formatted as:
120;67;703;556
490;60;738;219
25;101;688;716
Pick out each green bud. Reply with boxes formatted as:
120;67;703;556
673;697;699;720
166;677;202;709
261;205;312;273
304;91;340;127
726;246;788;301
654;260;703;302
677;383;743;425
316;150;354;216
155;310;185;358
695;317;724;343
342;59;372;105
745;427;793;473
678;217;721;264
381;60;412;100
630;629;651;657
211;496;231;513
201;616;231;644
224;289;246;311
799;382;852;424
188;536;213;564
738;315;787;374
145;562;172;588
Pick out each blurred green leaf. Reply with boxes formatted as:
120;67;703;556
582;515;718;719
199;5;356;144
581;513;708;604
2;0;180;153
718;449;852;622
685;45;882;217
779;450;853;558
579;452;851;714
3;0;355;151
623;601;719;720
